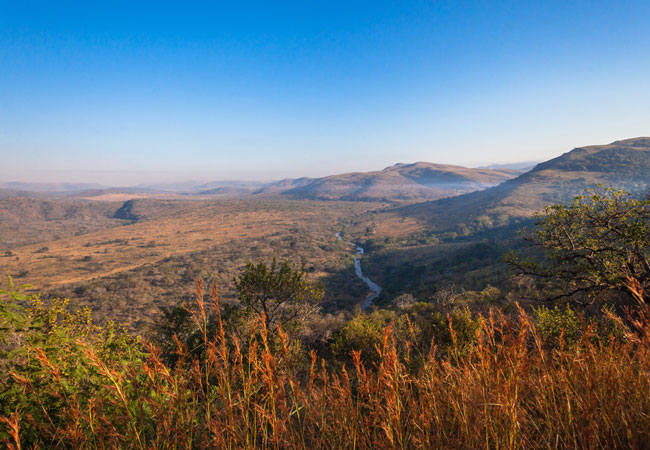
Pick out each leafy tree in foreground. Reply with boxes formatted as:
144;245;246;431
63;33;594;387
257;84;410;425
235;258;324;332
506;188;650;305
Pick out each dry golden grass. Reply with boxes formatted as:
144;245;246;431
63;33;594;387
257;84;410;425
4;283;650;449
371;215;425;239
0;198;382;329
2;200;365;287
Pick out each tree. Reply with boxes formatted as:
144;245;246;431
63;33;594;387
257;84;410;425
505;188;650;305
234;259;324;332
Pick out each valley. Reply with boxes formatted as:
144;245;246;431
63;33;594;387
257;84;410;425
5;4;650;445
1;198;383;330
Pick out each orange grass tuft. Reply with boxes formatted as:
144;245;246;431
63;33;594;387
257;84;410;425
3;290;650;449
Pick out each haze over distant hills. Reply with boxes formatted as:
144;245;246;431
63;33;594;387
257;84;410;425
254;162;517;202
0;182;104;192
1;162;518;203
3;140;648;214
479;161;541;172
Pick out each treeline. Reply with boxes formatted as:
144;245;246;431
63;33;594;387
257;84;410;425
1;188;649;448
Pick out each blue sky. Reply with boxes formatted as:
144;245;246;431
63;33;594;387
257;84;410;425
1;1;650;184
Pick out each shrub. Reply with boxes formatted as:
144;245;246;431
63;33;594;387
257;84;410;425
428;307;482;356
0;276;143;446
532;304;581;348
331;310;392;366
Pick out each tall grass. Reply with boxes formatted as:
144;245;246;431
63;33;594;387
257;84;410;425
3;282;650;449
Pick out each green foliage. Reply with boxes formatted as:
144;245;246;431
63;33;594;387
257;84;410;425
0;276;143;446
336;303;483;365
331;309;394;366
533;304;581;347
533;303;627;349
427;307;481;355
478;285;502;303
235;258;324;332
506;187;650;305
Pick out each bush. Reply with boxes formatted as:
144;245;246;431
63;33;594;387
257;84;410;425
533;304;581;348
0;276;143;446
331;310;392;366
428;307;482;356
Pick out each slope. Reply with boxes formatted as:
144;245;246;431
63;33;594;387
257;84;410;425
256;162;516;202
375;138;650;237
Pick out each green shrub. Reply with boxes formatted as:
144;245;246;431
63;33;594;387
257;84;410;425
428;307;481;356
533;304;581;347
331;309;417;366
0;276;143;446
331;310;394;366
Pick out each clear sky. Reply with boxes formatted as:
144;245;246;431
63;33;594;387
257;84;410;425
2;1;650;185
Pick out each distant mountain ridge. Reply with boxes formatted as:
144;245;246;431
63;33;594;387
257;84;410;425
6;139;647;209
395;137;650;235
2;163;518;203
254;162;517;202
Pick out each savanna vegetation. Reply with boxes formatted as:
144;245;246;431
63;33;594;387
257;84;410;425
0;198;380;330
2;188;650;448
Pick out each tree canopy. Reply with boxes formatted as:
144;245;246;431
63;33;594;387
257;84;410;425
506;188;650;305
234;259;324;331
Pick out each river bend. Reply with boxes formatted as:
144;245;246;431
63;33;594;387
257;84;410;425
336;232;382;309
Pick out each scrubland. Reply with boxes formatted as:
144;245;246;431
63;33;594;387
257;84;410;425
0;198;381;330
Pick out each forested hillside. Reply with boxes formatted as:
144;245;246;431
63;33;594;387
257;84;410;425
353;138;650;304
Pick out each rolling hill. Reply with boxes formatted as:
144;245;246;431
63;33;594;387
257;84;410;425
0;197;128;248
3;137;649;326
345;137;650;305
0;197;202;248
255;162;517;202
379;137;650;238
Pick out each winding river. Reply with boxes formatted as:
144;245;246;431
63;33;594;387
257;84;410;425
336;232;382;309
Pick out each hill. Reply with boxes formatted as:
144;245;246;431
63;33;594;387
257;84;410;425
0;197;206;249
345;138;650;303
0;197;127;248
379;138;650;238
193;181;267;197
255;162;516;202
